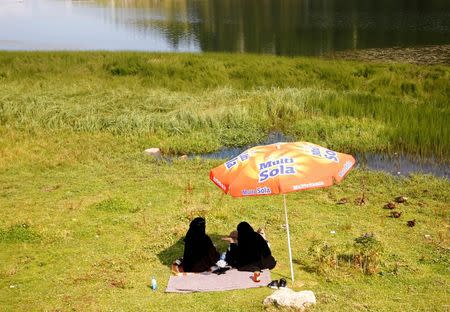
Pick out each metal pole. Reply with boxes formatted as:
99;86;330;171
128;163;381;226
283;193;295;285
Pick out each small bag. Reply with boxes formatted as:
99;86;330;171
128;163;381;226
212;267;230;275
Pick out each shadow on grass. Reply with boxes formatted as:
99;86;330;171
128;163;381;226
157;233;229;267
0;224;40;243
293;258;317;274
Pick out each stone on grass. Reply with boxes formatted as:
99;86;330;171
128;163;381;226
263;288;316;311
395;196;408;203
144;148;162;157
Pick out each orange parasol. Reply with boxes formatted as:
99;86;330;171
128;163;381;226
210;142;355;283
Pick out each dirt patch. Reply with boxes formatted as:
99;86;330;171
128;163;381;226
326;45;450;65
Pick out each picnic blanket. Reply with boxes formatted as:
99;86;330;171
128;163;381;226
165;269;271;293
171;262;195;276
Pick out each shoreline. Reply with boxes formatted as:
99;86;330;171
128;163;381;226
325;44;450;66
1;44;449;66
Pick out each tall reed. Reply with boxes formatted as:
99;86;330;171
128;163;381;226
0;52;448;158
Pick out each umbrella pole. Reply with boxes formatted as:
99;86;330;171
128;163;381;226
283;193;295;285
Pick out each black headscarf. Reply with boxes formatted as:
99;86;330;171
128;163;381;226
236;221;272;268
182;217;219;272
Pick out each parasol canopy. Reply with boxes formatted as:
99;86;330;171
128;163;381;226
210;142;355;197
209;141;356;284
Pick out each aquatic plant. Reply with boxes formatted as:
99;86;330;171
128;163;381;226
0;52;448;159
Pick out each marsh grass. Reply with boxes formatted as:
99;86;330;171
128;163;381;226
306;234;384;276
352;233;384;275
0;52;449;158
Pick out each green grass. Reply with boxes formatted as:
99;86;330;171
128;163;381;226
0;52;449;311
0;224;40;243
0;52;449;158
0;135;448;311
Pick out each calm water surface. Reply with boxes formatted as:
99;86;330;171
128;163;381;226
198;133;450;179
1;0;449;55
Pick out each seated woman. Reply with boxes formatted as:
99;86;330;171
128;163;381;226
182;217;219;272
226;221;276;272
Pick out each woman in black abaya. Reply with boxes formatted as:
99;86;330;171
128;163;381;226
231;221;276;272
182;217;219;272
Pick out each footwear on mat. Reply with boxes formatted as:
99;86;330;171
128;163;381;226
278;278;287;288
267;280;279;289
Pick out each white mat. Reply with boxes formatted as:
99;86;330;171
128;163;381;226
165;269;271;293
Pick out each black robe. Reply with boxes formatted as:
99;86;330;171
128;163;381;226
182;217;219;272
230;222;276;272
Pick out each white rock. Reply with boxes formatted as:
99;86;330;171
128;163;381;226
144;148;162;157
263;288;316;310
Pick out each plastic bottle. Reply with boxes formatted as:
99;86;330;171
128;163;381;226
151;277;157;291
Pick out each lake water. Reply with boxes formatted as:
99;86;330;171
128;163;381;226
1;0;449;55
201;148;450;179
197;132;450;179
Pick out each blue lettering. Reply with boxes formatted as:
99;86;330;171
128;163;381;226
239;153;249;162
285;166;295;174
311;147;321;157
324;150;339;162
259;165;296;183
258;158;296;183
226;152;251;170
257;187;272;194
259;170;269;183
225;157;238;170
259;161;273;170
270;168;280;177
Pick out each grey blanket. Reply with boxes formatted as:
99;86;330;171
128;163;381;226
165;269;271;293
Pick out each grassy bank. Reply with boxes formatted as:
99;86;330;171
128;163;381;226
0;52;449;158
0;134;449;311
0;52;449;311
